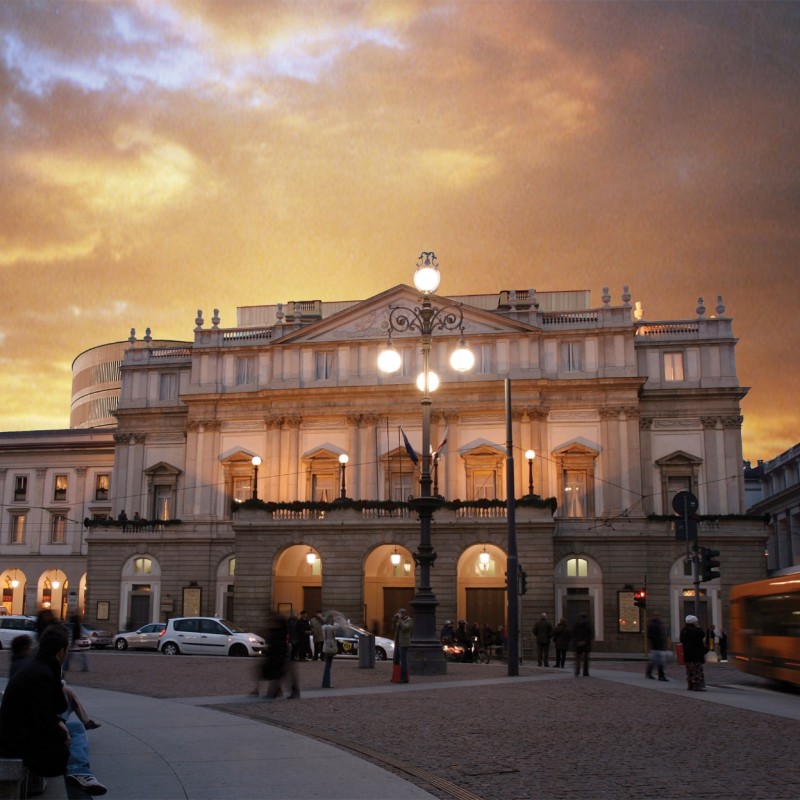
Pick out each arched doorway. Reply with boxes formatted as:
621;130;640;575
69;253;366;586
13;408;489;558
364;544;415;637
216;555;236;618
669;555;719;640
1;569;26;615
273;546;323;616
554;554;604;641
39;569;69;619
457;543;507;634
119;555;161;632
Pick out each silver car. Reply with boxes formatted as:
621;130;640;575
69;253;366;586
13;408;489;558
158;617;265;657
113;622;166;651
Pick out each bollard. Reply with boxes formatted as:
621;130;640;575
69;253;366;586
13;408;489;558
358;633;375;669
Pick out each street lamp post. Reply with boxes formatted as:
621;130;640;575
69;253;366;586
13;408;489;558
338;453;349;499
251;456;261;500
525;449;536;496
378;252;474;675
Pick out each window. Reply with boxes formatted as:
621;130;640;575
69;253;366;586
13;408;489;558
561;342;582;372
472;470;497;500
554;443;597;518
13;476;27;502
50;514;67;544
315;352;334;381
95;474;110;501
153;486;174;521
566;558;588;578
159;373;178;401
664;352;684;381
476;344;493;374
462;445;504;502
133;557;152;575
656;451;701;514
53;475;68;502
232;477;251;504
235;356;255;386
10;514;26;544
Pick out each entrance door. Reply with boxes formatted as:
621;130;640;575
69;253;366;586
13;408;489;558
304;586;322;615
466;588;506;630
382;587;415;638
564;596;591;630
129;592;151;630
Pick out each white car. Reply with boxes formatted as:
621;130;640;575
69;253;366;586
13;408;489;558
0;615;37;649
334;623;394;661
113;622;166;651
158;617;265;657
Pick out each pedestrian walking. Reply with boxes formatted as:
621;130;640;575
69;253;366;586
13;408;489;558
572;613;593;677
679;614;707;691
295;610;312;661
261;611;300;699
718;629;728;662
64;613;88;673
533;613;554;666
310;611;324;661
645;611;669;681
393;608;413;683
321;611;338;688
552;617;571;668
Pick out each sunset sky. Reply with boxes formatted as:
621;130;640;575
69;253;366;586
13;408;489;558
1;1;798;463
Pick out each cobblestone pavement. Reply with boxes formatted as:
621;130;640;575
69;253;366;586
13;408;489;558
4;650;798;799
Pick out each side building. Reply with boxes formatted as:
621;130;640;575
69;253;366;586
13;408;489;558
83;279;766;651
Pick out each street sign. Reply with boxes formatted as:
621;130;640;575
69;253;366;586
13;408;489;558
672;491;699;516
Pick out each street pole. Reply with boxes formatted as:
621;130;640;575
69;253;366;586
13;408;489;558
505;379;519;676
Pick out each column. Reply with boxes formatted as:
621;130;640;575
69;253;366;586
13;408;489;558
512;409;524;499
443;412;460;500
599;408;621;516
266;417;281;502
639;417;654;514
701;417;720;514
622;407;643;514
361;415;379;500
286;417;301;500
345;414;360;499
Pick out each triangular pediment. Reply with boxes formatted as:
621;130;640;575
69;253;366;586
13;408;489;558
656;450;703;467
302;444;346;462
459;438;506;456
219;448;259;464
552;439;600;458
270;284;541;346
143;460;182;477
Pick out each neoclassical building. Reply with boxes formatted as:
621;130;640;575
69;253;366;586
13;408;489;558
71;278;766;651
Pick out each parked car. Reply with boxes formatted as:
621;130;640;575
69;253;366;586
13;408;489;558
334;623;394;661
0;615;37;649
81;625;112;649
113;622;166;651
158;617;265;657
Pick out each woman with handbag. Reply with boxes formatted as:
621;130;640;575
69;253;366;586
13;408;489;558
321;612;338;689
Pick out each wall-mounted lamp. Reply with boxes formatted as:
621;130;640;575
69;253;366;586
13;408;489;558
525;449;536;497
338;453;349;499
251;456;262;500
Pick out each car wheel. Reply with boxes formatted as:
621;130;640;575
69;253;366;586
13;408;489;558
229;643;248;657
114;639;128;651
375;647;387;661
161;642;180;656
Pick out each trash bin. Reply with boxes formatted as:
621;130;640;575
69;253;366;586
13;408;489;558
676;643;684;665
358;633;375;669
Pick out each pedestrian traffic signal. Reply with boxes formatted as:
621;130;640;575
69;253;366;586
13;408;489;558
518;566;528;595
700;547;721;582
633;589;647;609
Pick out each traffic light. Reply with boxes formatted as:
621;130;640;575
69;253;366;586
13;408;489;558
700;547;721;582
518;566;528;595
633;589;647;609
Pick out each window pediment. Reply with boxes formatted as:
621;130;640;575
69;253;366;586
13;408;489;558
655;450;703;467
143;461;182;478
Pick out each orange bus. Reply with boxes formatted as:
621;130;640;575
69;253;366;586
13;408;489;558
729;568;800;686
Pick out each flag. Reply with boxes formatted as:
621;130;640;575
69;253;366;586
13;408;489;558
434;426;448;459
400;427;418;464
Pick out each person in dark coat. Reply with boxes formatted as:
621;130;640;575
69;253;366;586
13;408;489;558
645;611;669;681
679;614;707;691
572;613;594;677
260;612;300;700
533;613;554;667
552;618;571;668
718;629;728;662
0;625;107;794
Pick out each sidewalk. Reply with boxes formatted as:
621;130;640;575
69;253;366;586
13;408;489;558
0;682;438;800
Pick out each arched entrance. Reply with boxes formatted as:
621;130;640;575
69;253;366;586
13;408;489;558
216;555;236;618
1;569;26;615
273;546;323;616
457;543;507;634
554;554;604;641
119;555;161;632
364;544;415;637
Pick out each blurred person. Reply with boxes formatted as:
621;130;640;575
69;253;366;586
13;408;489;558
0;625;107;794
321;611;338;688
533;613;554;667
718;629;728;662
440;620;455;645
9;635;100;730
454;620;471;661
552;617;571;668
260;611;300;700
645;611;669;681
310;611;324;661
295;610;312;661
393;608;413;683
572;613;594;677
680;615;707;691
64;613;88;673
